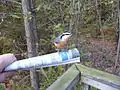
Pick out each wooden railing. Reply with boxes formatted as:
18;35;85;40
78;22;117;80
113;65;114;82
47;64;120;90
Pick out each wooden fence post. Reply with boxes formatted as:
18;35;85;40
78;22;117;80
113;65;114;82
83;83;90;90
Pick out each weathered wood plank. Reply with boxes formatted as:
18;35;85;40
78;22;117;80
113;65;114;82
47;64;80;90
76;64;120;90
82;76;119;90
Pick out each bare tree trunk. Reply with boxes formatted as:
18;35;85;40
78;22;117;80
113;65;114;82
69;0;75;33
114;0;120;73
21;0;39;90
69;0;83;47
75;1;82;47
58;3;64;25
88;0;92;5
66;0;83;70
113;1;119;48
95;0;102;29
93;0;104;67
95;0;103;38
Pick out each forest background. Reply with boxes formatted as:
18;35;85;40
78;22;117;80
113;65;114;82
0;0;120;90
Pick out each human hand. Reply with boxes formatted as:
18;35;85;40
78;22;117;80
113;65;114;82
0;54;18;83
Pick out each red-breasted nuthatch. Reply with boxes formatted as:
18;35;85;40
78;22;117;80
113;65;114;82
53;32;72;50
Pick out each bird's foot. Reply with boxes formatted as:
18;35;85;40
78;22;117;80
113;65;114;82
57;49;68;52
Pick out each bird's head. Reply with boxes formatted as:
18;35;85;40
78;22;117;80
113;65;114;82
60;32;72;41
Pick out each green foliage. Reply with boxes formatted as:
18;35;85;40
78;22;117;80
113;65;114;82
0;37;13;54
0;84;4;90
53;23;64;32
23;12;32;20
40;66;64;90
10;14;21;19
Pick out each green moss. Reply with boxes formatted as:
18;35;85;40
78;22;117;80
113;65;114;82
76;64;120;83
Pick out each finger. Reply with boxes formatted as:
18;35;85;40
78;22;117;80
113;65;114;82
0;71;17;83
0;54;17;72
14;54;24;60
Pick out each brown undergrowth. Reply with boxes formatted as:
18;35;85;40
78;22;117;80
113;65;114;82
79;27;120;75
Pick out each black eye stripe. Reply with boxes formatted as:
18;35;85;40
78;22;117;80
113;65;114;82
60;34;71;39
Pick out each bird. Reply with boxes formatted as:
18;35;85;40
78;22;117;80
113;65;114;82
53;32;72;51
